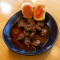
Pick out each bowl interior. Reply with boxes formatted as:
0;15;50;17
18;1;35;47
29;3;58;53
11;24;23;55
3;11;58;55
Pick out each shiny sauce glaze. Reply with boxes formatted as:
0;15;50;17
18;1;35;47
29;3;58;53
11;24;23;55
11;18;49;50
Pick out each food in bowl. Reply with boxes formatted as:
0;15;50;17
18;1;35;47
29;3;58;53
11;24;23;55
11;4;49;50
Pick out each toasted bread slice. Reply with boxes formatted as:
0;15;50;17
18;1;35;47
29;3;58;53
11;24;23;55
33;4;45;21
22;3;33;18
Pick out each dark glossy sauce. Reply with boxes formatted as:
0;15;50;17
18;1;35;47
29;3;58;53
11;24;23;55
11;19;49;50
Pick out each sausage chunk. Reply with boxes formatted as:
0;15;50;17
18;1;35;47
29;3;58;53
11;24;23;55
32;27;36;32
30;32;35;39
27;19;35;24
24;37;31;45
18;20;25;28
35;25;41;31
24;31;30;37
27;19;35;27
37;22;44;27
32;40;40;47
24;24;32;31
40;29;47;36
17;33;24;40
